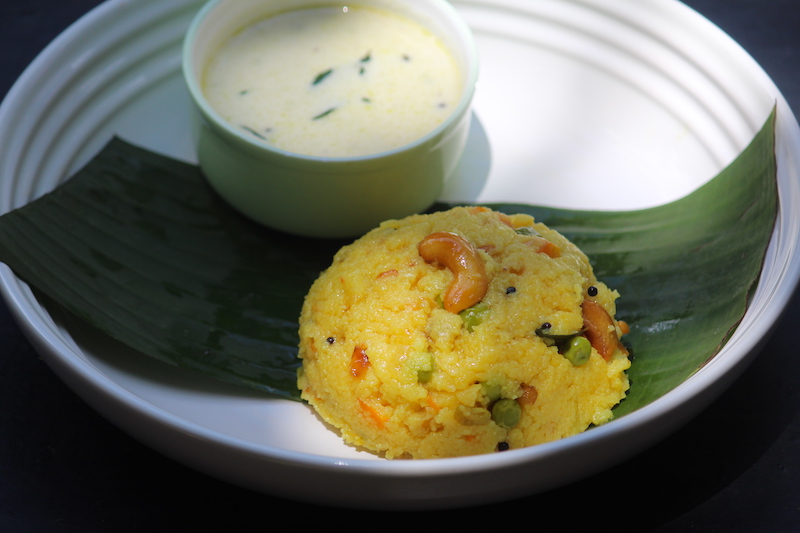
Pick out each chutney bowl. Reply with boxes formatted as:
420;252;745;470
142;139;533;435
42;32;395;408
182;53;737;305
182;0;479;238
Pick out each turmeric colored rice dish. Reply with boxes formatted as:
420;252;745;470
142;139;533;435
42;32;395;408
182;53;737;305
297;206;631;459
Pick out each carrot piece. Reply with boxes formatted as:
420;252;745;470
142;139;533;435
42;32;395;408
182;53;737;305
377;269;398;279
425;395;440;411
523;236;561;258
358;399;389;427
350;346;370;378
496;212;514;227
537;240;561;258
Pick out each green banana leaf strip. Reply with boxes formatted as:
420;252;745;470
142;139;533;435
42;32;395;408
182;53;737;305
0;140;345;400
0;108;777;412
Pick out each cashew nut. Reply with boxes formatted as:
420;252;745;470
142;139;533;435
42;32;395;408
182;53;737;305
418;231;488;314
581;299;628;360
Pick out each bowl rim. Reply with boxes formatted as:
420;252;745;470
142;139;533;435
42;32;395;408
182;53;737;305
181;0;480;163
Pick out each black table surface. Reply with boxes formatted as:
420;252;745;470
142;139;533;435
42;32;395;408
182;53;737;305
2;0;799;531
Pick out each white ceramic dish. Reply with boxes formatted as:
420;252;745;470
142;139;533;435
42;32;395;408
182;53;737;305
0;0;798;510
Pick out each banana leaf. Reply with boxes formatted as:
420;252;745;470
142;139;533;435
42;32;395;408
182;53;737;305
491;108;777;415
0;108;777;412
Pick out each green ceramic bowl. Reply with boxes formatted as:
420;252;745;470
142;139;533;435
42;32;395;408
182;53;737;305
183;0;478;238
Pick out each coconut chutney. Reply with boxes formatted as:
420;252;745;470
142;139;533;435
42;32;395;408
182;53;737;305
202;5;463;157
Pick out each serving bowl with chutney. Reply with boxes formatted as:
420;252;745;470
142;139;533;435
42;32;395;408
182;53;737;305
183;0;479;238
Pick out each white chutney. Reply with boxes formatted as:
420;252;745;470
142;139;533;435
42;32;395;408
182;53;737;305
202;5;463;158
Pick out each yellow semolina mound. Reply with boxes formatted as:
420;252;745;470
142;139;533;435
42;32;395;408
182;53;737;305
297;206;631;459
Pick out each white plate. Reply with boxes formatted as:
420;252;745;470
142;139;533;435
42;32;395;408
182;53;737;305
1;0;799;510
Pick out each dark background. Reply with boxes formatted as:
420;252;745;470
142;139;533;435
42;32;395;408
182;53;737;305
1;0;798;530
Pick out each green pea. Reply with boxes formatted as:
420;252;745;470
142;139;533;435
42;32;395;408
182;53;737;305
410;352;435;383
459;301;490;332
417;368;433;383
515;226;539;236
491;398;521;429
562;335;592;366
417;354;435;383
